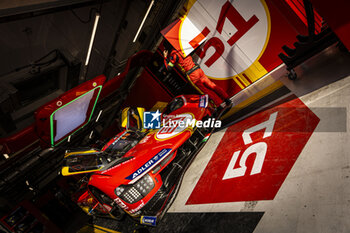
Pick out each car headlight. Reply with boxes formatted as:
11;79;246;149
115;174;155;204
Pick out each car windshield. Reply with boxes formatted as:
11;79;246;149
63;131;146;174
163;97;184;115
64;151;133;173
103;131;145;157
65;152;104;173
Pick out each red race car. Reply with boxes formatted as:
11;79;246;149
61;94;222;225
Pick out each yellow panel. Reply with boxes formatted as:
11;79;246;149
136;107;145;125
93;225;121;233
223;60;268;89
61;166;101;176
77;225;121;233
182;0;197;17
77;225;92;233
242;61;269;82
121;107;129;128
64;150;98;158
150;101;169;111
232;75;248;89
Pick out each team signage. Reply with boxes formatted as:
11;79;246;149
182;0;269;79
161;0;310;96
161;0;270;80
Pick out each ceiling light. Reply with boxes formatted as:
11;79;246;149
133;0;155;43
85;13;100;66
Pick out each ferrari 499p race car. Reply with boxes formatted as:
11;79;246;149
61;94;223;225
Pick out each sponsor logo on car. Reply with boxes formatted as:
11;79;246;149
125;148;171;181
199;95;209;108
102;204;112;212
156;114;194;140
101;157;135;174
129;200;145;214
139;134;152;144
140;216;157;226
114;197;129;210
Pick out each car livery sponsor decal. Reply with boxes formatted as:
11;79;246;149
125;148;171;182
102;204;112;212
156;113;194;140
199;95;208;108
140;216;157;226
139;134;152;144
101;157;135;174
129;200;145;214
102;131;128;150
114;197;129;211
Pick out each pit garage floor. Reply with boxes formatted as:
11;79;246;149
152;44;350;233
89;44;350;233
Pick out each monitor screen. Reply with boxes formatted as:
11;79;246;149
50;86;101;146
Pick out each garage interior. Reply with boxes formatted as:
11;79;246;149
0;0;349;233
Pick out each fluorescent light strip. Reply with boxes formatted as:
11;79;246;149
85;13;100;66
95;110;103;122
133;0;155;43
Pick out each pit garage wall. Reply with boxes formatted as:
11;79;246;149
168;0;309;96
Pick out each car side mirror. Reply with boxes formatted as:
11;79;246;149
121;107;145;131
